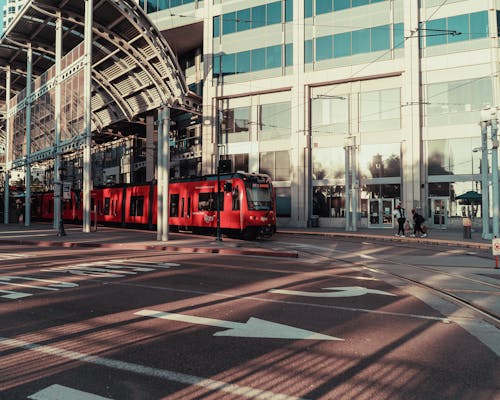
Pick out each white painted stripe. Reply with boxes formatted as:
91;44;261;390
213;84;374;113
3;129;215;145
28;384;112;400
1;337;308;400
0;289;32;299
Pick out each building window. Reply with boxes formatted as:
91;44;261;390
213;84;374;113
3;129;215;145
360;88;401;132
312;147;345;179
259;102;291;140
260;150;290;181
358;143;401;178
425;11;489;47
311;95;349;135
425;78;493;126
223;107;250;142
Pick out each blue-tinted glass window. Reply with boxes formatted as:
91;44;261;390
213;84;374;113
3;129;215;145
222;53;236;75
157;0;169;11
305;0;313;18
305;40;313;63
497;11;500;37
426;18;447;46
213;54;221;76
139;0;145;8
213;16;220;38
237;51;251;73
371;25;390;51
334;32;351;58
352;28;370;54
252;5;266;28
316;35;333;61
285;0;293;22
147;0;158;12
316;0;333;15
223;12;237;35
267;45;282;68
393;22;404;48
370;0;386;3
470;11;489;40
170;0;182;7
352;0;369;7
285;43;293;66
267;2;282;25
447;14;468;43
251;48;266;71
236;8;251;32
334;0;350;10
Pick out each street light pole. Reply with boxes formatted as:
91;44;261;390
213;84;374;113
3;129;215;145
491;118;499;237
57;167;66;237
480;121;490;239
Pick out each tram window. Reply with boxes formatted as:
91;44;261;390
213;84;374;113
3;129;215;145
187;197;191;217
103;198;110;215
181;198;185;217
198;192;224;211
232;187;240;210
170;194;179;217
129;196;144;217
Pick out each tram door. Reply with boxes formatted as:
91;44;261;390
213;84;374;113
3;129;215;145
429;197;448;229
369;198;394;228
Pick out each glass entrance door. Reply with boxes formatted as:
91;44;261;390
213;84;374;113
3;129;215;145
429;197;448;229
369;198;394;228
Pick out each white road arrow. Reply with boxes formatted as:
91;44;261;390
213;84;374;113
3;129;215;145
135;309;342;341
269;286;395;298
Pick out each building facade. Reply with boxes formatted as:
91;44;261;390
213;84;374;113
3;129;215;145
141;0;499;230
2;0;26;31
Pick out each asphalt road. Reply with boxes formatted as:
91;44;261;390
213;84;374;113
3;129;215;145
0;239;498;400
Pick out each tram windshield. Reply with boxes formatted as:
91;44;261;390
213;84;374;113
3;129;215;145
245;181;273;210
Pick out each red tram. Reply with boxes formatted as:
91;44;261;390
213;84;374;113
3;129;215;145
32;172;276;239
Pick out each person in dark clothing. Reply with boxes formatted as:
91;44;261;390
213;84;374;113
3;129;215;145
411;208;427;237
394;204;406;236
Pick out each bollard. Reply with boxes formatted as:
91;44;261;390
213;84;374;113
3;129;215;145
496;256;499;269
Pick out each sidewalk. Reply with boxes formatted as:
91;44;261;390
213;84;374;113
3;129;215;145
0;222;494;255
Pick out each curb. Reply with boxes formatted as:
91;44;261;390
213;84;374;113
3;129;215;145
277;230;492;251
0;238;299;258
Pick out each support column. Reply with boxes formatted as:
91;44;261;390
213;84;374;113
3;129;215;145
82;0;93;233
53;12;62;230
25;43;32;227
157;106;170;241
3;66;10;224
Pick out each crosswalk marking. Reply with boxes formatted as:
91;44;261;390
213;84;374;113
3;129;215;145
0;253;28;261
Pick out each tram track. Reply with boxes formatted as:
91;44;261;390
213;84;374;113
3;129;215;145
275;237;500;328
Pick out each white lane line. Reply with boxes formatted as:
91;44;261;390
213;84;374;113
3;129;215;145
1;337;308;400
29;384;112;400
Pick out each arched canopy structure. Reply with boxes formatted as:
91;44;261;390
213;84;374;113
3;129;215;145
0;0;198;139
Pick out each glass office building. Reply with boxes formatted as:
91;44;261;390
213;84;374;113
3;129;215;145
124;1;500;229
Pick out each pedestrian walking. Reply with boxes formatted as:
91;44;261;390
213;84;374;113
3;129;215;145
394;204;406;236
411;208;427;237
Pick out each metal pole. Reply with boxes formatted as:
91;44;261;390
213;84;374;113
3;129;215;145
351;138;357;231
54;12;62;230
491;118;499;237
344;138;351;231
57;169;66;236
82;0;93;233
25;43;32;227
481;121;490;239
4;66;10;224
